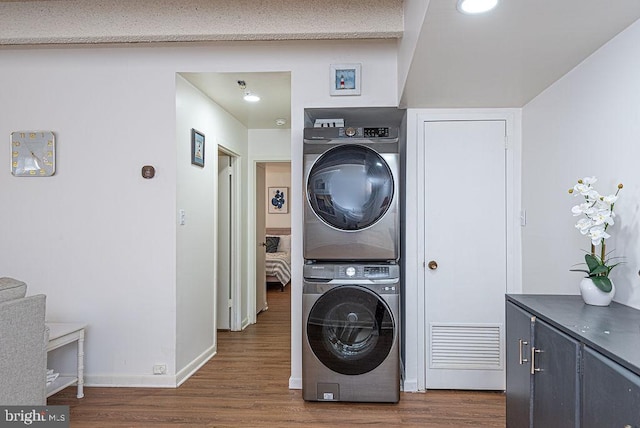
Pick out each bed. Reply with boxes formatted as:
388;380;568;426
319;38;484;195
265;228;292;291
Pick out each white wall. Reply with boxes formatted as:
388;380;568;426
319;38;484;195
0;46;178;386
397;0;430;102
175;75;249;382
522;20;640;309
0;39;398;388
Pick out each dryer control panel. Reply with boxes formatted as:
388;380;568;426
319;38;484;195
339;127;390;138
304;126;399;142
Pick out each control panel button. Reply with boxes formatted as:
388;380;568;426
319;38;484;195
345;266;356;277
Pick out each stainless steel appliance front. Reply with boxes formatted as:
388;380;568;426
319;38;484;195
303;127;400;261
302;263;400;402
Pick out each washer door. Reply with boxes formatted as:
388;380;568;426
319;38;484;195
306;145;394;231
306;285;395;375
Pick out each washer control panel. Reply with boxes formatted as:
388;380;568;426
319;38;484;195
303;262;399;280
336;264;395;279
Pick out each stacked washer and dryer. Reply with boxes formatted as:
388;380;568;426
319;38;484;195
302;109;403;403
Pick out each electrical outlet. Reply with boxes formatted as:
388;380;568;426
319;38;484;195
153;364;167;375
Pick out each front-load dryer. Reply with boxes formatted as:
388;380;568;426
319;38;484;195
304;126;400;261
302;262;400;403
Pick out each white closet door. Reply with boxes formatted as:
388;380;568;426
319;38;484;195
423;120;507;390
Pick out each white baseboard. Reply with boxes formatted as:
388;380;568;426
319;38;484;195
402;378;419;392
176;344;217;387
85;345;217;388
289;376;302;389
85;374;177;388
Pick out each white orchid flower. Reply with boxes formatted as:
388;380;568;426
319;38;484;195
601;194;618;205
575;218;593;235
582;176;597;185
588;226;610;246
585;189;600;199
572;203;594;216
591;210;614;226
573;183;591;195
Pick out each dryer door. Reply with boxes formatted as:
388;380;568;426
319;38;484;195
306;285;395;375
306;144;394;231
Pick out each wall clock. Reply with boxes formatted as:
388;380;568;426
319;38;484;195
11;131;56;176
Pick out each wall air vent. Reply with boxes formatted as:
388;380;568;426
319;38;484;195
429;323;503;370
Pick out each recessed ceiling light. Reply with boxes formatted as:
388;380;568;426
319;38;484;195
457;0;498;14
237;79;260;102
243;92;260;102
275;118;286;126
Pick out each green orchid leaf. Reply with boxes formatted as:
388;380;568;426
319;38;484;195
590;276;612;293
569;269;590;274
591;265;609;275
585;254;601;271
607;262;624;271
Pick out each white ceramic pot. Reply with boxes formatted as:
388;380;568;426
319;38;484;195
579;277;615;306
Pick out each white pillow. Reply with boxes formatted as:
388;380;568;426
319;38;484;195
278;235;291;252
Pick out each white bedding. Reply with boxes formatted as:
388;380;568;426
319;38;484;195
265;251;291;286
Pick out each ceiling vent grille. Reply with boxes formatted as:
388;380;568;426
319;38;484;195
429;323;503;370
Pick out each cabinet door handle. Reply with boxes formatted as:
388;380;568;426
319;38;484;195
530;347;543;375
518;339;529;364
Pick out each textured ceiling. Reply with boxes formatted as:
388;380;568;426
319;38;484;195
0;0;403;45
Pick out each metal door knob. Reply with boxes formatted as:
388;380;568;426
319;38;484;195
427;260;438;270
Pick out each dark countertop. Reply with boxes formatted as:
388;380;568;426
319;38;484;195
506;294;640;377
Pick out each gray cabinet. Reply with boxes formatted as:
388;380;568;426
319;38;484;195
505;302;533;427
506;301;580;428
506;295;640;428
582;347;640;428
532;320;580;427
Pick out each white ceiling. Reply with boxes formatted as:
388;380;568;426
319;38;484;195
181;72;291;129
401;0;640;108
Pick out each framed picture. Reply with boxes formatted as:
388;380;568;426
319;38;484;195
330;63;361;96
191;128;205;167
268;187;288;214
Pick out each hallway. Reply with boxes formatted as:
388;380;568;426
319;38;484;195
49;286;506;426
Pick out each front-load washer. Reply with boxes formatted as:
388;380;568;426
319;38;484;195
302;262;400;402
304;126;400;261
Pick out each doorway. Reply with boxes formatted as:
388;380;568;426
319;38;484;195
254;161;292;321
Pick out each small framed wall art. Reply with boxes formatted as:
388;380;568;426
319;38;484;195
330;63;361;96
268;187;288;214
191;128;205;167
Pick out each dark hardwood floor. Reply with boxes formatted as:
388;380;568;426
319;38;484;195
49;285;506;427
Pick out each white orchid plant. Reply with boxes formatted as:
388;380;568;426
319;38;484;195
568;176;623;292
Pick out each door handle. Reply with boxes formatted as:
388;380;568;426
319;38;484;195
530;347;543;375
427;260;438;270
518;339;529;365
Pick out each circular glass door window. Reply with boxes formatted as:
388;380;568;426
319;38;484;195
306;145;394;231
306;285;395;375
